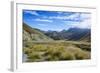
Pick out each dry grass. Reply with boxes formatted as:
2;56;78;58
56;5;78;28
23;41;91;62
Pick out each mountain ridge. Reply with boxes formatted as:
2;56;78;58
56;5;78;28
23;23;53;42
44;27;90;41
23;23;90;42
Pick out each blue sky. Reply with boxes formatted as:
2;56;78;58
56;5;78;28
23;10;91;31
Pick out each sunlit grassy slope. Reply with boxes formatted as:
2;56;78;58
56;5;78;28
23;23;53;42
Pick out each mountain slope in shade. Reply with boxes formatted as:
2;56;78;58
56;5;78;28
44;28;91;42
79;32;91;42
67;28;91;41
23;23;53;42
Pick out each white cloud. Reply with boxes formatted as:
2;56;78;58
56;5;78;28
76;19;91;29
66;13;80;20
24;11;39;16
49;16;65;20
65;18;91;29
37;24;48;26
80;13;91;19
73;13;91;29
35;19;53;22
47;13;80;21
64;13;91;28
48;13;91;22
57;12;65;14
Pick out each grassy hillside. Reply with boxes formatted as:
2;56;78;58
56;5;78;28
23;23;53;42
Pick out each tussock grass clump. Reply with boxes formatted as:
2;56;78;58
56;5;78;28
75;44;91;51
23;41;91;62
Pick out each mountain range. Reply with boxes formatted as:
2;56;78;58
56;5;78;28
23;23;91;42
44;28;90;42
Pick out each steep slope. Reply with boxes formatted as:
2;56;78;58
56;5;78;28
67;28;91;41
44;28;91;42
23;23;53;42
79;32;91;42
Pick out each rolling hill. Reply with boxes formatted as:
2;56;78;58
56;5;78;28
23;23;53;42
